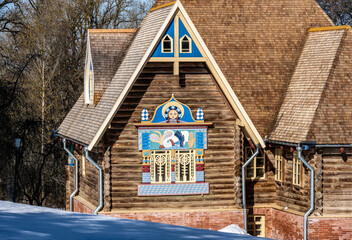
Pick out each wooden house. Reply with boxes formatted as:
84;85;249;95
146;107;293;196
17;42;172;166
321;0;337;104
58;0;352;239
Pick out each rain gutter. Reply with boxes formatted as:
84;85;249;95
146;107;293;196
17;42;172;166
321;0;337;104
242;143;260;232
62;139;79;212
83;147;103;215
297;145;314;240
265;139;315;240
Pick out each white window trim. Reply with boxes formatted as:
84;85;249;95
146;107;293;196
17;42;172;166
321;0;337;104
161;34;173;53
82;151;86;177
275;148;283;182
180;34;192;53
245;146;266;180
248;215;265;237
292;151;302;186
84;38;94;105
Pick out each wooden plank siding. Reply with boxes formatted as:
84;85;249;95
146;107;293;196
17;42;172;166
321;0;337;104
103;62;239;211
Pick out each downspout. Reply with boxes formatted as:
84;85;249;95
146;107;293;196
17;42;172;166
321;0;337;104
242;143;261;232
83;147;103;215
62;139;79;212
297;145;315;240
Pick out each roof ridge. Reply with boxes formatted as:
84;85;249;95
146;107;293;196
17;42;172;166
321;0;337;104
88;29;136;33
149;1;176;12
309;25;351;32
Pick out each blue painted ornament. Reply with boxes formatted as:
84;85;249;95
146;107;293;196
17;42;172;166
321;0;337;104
141;108;149;121
196;108;204;121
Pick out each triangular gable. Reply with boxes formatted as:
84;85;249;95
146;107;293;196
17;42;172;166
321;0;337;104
86;0;264;150
151;16;202;58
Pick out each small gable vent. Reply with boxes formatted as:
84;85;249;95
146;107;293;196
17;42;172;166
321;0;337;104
180;35;191;53
162;35;173;53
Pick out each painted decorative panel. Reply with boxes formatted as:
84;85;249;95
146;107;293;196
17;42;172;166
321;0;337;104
136;95;211;196
138;183;209;196
138;128;207;150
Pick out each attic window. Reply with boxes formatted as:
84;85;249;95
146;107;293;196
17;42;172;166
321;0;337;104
180;35;191;53
84;44;94;105
162;35;173;53
88;62;94;101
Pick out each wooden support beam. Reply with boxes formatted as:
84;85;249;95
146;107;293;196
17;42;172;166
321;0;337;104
174;14;179;58
173;61;179;75
149;57;206;62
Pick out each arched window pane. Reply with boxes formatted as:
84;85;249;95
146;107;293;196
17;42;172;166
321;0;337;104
181;35;191;53
162;35;172;53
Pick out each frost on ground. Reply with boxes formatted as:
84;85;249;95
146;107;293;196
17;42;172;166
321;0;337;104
0;201;269;240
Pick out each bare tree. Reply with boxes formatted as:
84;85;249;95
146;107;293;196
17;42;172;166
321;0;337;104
0;0;153;207
317;0;352;26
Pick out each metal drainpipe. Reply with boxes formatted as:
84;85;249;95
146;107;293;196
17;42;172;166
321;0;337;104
83;147;103;215
297;146;315;240
62;139;79;212
242;143;261;232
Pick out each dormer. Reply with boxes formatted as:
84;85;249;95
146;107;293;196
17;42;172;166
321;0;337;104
84;36;94;105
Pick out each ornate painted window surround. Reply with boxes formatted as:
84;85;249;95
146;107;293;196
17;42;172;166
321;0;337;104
135;95;212;196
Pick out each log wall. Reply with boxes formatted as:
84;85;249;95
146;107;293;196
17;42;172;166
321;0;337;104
322;155;352;215
275;149;311;212
66;149;103;209
245;146;277;206
104;62;239;211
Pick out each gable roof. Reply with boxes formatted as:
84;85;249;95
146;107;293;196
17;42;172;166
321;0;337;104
58;4;176;147
269;27;349;143
152;0;334;138
58;30;136;145
58;1;266;150
89;29;136;104
59;0;350;149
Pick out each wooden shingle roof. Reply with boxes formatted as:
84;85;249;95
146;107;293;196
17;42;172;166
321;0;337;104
58;5;174;145
152;0;333;137
269;28;347;143
59;0;352;147
306;29;352;144
89;29;136;104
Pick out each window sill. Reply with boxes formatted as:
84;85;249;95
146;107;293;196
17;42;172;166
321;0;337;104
246;178;267;182
138;182;209;196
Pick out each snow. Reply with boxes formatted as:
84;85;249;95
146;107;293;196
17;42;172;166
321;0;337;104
218;224;249;235
0;201;270;240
